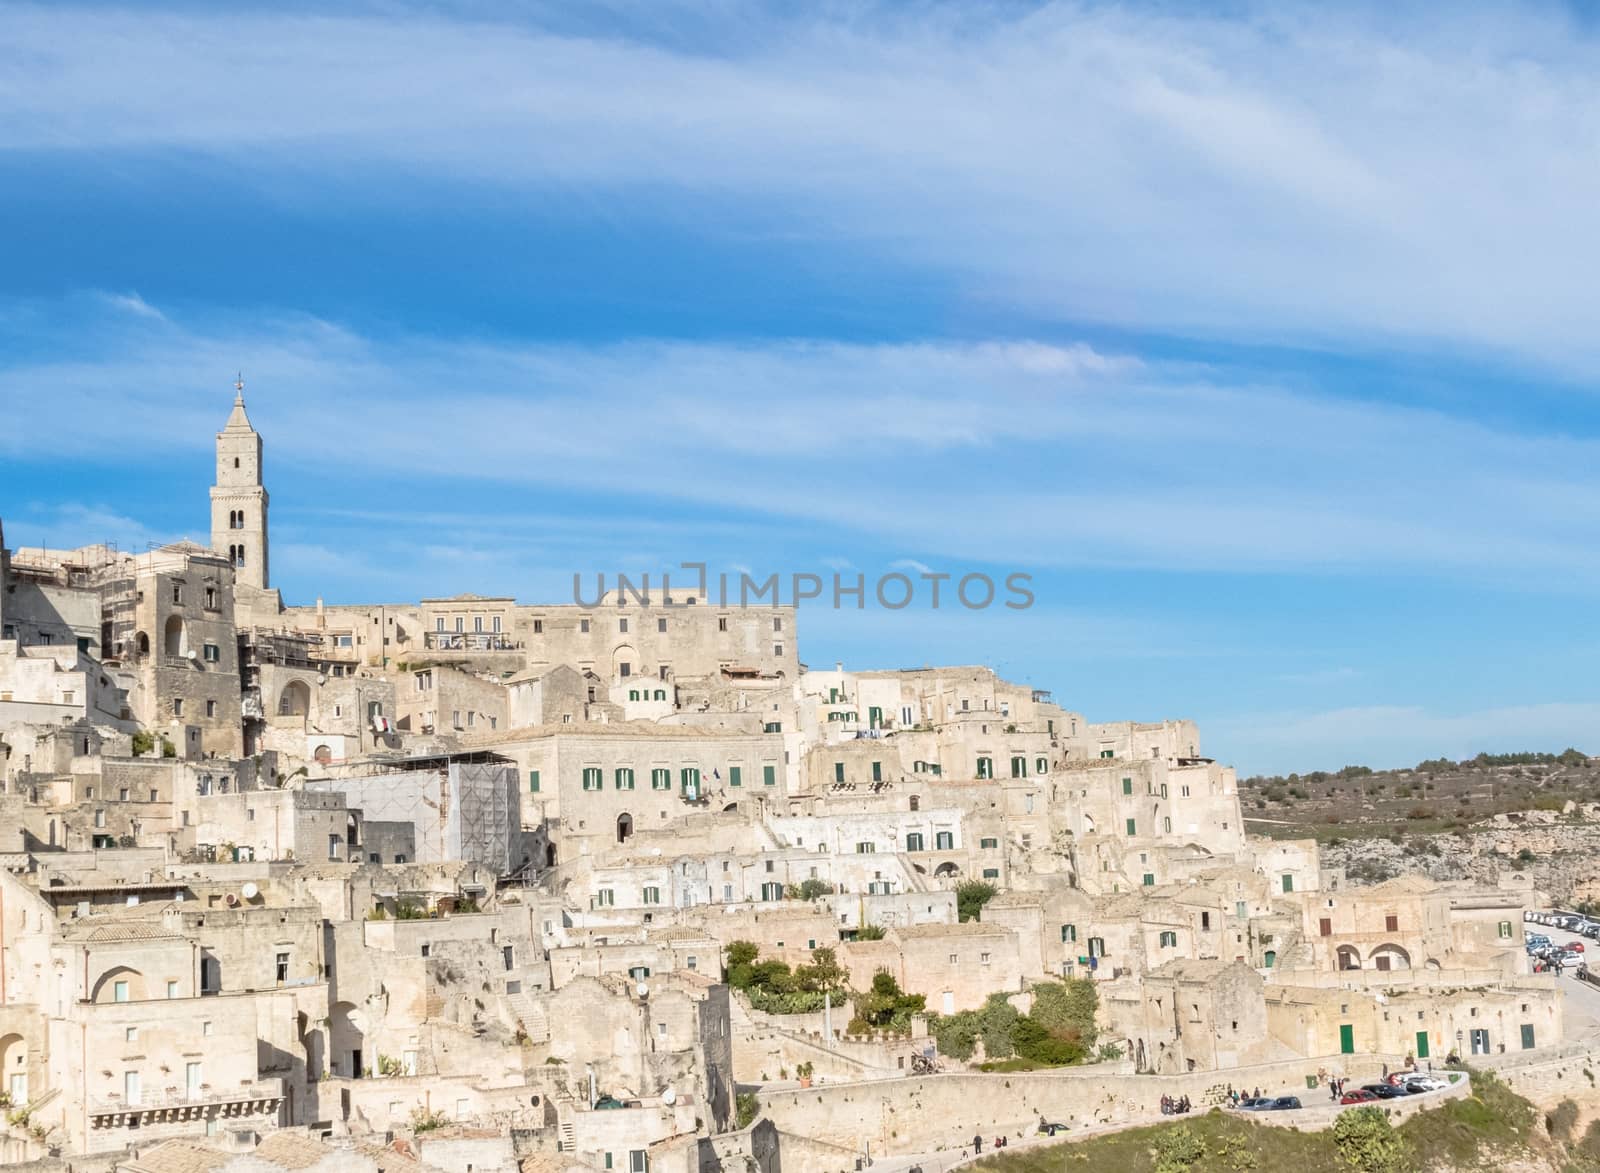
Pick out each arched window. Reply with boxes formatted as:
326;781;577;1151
235;544;246;567
278;681;311;718
92;966;148;1003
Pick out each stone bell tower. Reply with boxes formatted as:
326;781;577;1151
209;376;269;591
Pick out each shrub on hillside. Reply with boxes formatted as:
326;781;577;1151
1332;1106;1409;1173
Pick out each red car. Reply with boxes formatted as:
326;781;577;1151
1570;942;1585;952
1340;1089;1379;1105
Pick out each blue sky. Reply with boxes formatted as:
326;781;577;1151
3;1;1600;774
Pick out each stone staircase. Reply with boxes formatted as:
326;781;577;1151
505;989;551;1043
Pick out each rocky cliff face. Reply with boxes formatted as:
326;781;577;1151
1320;804;1600;905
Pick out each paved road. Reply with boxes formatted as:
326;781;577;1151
1528;924;1600;1038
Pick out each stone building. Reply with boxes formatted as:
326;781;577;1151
308;752;521;873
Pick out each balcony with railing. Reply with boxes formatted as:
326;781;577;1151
87;1077;285;1130
422;631;521;652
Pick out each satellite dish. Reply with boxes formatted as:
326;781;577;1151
186;649;198;660
661;1087;676;1106
636;982;650;999
241;881;259;901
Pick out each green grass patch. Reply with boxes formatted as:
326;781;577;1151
974;1069;1548;1173
970;1109;1342;1173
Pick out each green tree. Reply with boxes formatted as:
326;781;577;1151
977;992;1019;1058
751;958;797;993
1029;979;1099;1050
931;1010;979;1060
852;970;926;1032
726;940;760;988
794;947;848;994
1008;1013;1085;1066
956;880;998;922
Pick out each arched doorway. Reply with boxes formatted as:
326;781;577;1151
1336;945;1362;971
545;843;558;867
611;643;638;680
163;615;186;657
723;802;739;813
314;745;333;765
136;631;150;656
0;1033;26;1105
934;861;961;879
1370;944;1411;972
331;1001;367;1079
617;813;634;845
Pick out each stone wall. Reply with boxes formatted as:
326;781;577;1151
752;1053;1405;1156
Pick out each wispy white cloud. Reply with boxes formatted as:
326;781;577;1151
6;298;1600;587
98;291;164;320
5;4;1600;367
3;503;180;553
1275;666;1361;686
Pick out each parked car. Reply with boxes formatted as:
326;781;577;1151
1404;1075;1450;1093
1264;1097;1302;1111
1361;1084;1410;1099
1570;941;1586;952
1037;1121;1068;1137
1340;1089;1379;1104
